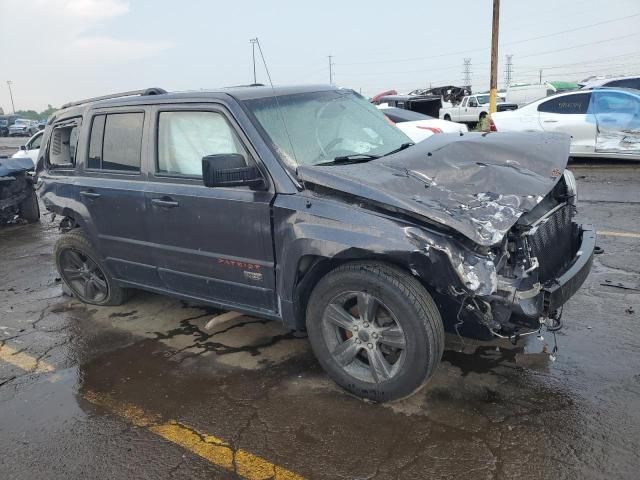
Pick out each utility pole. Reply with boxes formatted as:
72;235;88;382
249;38;258;84
462;58;472;87
489;0;500;114
504;54;513;88
539;69;543;84
6;80;15;114
328;55;334;84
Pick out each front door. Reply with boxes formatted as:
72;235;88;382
144;105;277;313
591;90;640;156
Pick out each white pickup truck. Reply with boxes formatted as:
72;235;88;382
439;94;517;123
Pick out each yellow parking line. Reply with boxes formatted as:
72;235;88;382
598;230;640;239
0;344;55;373
0;346;304;480
84;390;304;480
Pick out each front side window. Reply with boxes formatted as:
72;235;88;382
29;132;43;150
461;98;468;107
86;112;143;172
245;89;411;167
49;121;80;167
538;93;591;114
157;111;247;176
590;91;640;130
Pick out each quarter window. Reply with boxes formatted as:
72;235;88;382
87;112;143;172
157;111;248;177
49;121;80;167
538;93;591;114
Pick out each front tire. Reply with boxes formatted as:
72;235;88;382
54;229;128;306
306;262;444;402
443;114;451;121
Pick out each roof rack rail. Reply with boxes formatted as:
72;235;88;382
61;87;167;109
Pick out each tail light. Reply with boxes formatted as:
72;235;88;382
489;118;497;132
417;126;443;134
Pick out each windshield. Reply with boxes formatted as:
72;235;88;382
14;119;29;125
0;120;7;126
476;95;490;104
245;89;411;167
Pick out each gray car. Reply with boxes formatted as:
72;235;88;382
9;118;38;137
37;86;595;401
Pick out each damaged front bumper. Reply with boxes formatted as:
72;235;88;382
486;223;595;332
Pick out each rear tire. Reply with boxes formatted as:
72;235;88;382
18;189;40;223
54;229;129;306
444;114;451;121
306;262;444;402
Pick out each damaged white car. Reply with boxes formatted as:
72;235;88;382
491;87;640;161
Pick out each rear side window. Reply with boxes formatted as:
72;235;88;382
87;112;143;172
49;120;80;167
157;111;248;177
538;93;591;114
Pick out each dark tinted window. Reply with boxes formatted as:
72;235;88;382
102;113;143;171
87;115;105;169
538;93;591;114
381;108;434;123
605;78;640;90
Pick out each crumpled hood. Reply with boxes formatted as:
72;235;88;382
0;157;35;177
298;132;570;246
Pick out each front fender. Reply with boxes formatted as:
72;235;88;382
273;193;497;309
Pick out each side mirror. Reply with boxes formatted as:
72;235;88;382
20;145;27;151
202;154;265;189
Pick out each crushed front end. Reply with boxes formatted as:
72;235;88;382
454;170;595;337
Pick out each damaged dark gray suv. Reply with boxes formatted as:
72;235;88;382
37;85;595;401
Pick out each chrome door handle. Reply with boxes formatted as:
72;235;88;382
151;198;179;208
543;120;558;123
79;191;101;199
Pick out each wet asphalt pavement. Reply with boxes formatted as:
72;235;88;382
1;141;639;478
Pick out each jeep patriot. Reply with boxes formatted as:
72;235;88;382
37;85;595;401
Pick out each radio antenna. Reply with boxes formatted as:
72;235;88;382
253;37;299;168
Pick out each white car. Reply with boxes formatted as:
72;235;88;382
490;88;640;160
11;130;43;168
379;107;467;143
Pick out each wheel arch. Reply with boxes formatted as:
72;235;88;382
287;250;433;331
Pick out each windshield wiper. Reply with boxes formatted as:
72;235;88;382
383;142;415;157
316;153;379;166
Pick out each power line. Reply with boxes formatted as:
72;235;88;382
336;12;640;67
517;32;640;59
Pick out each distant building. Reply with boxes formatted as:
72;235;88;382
0;107;4;115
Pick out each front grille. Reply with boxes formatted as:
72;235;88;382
528;204;575;283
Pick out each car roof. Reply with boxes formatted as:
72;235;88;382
581;75;640;88
57;85;337;112
379;107;433;121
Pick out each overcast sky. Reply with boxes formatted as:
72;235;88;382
1;0;639;112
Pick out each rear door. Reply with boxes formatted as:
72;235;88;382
79;108;160;287
144;104;277;313
537;92;595;155
591;90;640;156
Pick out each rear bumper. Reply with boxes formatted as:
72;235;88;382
542;224;595;312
